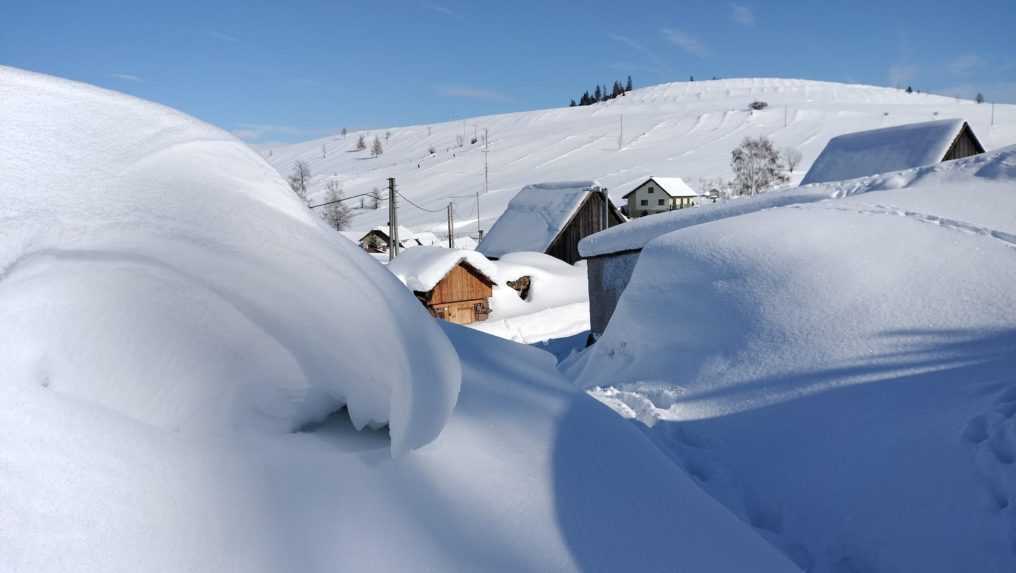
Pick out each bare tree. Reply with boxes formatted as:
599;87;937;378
321;144;327;159
355;134;367;151
371;136;383;157
782;147;803;172
731;137;788;196
341;127;348;137
288;160;312;202
385;130;391;142
369;187;383;209
318;179;352;231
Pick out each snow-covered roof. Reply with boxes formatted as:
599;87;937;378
580;189;829;257
478;181;602;258
388;246;497;292
801;118;977;185
364;224;415;241
623;177;699;198
411;231;441;247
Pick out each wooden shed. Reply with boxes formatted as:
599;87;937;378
477;181;625;265
416;262;494;324
387;247;498;325
801;118;986;185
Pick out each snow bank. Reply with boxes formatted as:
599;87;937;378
0;65;460;455
580;188;829;257
571;146;1016;570
801;118;974;185
472;252;590;343
388;246;497;291
478;181;600;258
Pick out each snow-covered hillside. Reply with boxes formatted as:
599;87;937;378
0;66;799;572
568;146;1016;572
267;78;1016;239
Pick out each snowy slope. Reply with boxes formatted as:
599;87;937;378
0;66;799;573
267;78;1016;240
568;146;1016;571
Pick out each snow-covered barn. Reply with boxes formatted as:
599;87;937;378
801;118;984;185
388;247;497;324
622;177;699;218
477;181;625;264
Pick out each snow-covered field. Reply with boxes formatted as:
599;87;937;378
1;66;804;572
568;146;1016;571
267;78;1016;241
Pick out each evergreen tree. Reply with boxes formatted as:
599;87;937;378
371;136;383;157
626;75;633;92
690;75;695;81
570;99;577;107
906;85;914;94
580;91;590;106
976;92;985;104
593;85;602;102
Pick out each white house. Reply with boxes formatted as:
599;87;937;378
622;177;699;218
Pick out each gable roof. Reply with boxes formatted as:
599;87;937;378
801;118;981;185
622;177;699;199
387;246;497;292
478;181;612;258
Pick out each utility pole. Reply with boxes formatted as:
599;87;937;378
388;177;399;261
475;191;482;240
784;106;789;128
991;102;996;127
447;202;455;248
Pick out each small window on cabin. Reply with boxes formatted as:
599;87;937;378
648;187;654;193
640;199;648;206
657;199;665;206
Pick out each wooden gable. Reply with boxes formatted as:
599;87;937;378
546;191;625;264
426;262;495;306
942;122;986;162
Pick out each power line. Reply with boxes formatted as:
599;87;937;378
307;190;374;209
395;189;445;213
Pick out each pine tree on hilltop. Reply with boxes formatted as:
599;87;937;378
570;99;577;107
626;75;633;92
593;85;602;102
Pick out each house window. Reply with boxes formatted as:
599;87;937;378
648;187;655;193
657;199;665;206
640;199;648;206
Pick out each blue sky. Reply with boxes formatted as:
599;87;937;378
4;0;1014;145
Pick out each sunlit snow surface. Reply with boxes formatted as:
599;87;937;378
573;147;1016;572
0;67;797;573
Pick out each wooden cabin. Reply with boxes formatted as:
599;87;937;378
415;262;495;324
477;181;625;265
801;119;986;185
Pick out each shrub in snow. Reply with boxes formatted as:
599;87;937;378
0;66;460;456
748;100;769;110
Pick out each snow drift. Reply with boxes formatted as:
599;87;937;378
571;146;1016;571
0;65;460;455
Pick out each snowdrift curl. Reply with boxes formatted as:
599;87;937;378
0;66;460;455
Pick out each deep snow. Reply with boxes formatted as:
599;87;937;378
1;66;799;573
569;146;1016;571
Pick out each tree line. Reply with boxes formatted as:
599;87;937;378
570;76;633;107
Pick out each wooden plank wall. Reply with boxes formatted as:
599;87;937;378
429;264;493;305
547;193;625;264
